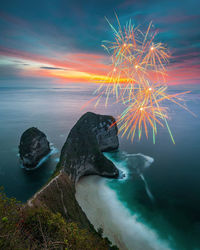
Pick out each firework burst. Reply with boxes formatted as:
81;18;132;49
91;16;193;143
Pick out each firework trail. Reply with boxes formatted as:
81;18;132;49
92;16;193;143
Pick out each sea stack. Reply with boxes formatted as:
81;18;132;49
19;127;50;168
59;112;119;183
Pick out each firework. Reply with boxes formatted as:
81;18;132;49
92;16;193;143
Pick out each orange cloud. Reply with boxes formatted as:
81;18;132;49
0;46;200;85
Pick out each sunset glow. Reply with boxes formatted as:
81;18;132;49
0;46;199;85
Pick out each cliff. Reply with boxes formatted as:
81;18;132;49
59;112;119;182
27;112;120;231
10;112;120;249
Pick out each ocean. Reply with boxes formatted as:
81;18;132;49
0;85;200;250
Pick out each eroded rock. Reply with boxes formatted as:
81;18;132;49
59;112;119;183
19;127;50;168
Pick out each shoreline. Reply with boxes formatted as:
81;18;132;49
75;175;171;250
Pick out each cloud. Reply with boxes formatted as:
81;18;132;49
40;66;66;70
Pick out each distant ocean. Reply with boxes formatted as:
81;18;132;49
0;85;200;250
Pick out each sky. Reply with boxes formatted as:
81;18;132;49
0;0;199;87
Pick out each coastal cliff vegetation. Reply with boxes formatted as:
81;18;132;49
0;188;118;249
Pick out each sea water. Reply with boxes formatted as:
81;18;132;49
0;85;200;249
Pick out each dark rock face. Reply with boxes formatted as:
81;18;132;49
60;112;119;183
19;127;50;168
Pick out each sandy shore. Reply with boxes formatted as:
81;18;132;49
76;175;171;250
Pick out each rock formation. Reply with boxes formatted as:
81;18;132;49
19;127;50;168
24;113;121;249
59;112;119;182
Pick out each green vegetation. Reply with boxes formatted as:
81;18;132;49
0;188;118;250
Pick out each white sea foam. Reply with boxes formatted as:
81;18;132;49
105;151;155;202
76;175;171;250
76;152;170;249
126;152;154;168
103;151;154;180
104;152;129;180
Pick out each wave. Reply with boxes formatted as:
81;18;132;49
104;151;154;179
75;151;170;249
125;152;154;168
105;150;156;203
76;175;171;250
103;151;129;180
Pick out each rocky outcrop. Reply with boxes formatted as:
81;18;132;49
19;127;50;168
24;113;120;249
59;112;119;183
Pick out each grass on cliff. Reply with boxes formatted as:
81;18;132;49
0;188;118;250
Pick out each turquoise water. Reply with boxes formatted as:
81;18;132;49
104;150;200;249
0;85;200;249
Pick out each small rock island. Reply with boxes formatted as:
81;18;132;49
19;127;50;168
